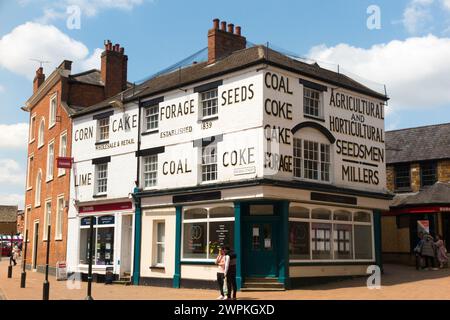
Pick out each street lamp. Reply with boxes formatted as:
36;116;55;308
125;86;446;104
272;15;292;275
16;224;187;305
85;216;95;300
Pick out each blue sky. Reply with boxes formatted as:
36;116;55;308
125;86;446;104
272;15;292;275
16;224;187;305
1;0;450;208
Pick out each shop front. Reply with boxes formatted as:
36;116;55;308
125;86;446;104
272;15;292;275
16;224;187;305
67;201;134;281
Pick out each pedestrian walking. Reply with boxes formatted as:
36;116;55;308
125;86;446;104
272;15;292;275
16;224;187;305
414;232;424;270
215;247;226;300
10;244;19;266
434;235;448;268
420;233;438;270
224;246;237;300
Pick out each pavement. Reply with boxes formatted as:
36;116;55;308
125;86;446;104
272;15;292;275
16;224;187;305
1;259;450;300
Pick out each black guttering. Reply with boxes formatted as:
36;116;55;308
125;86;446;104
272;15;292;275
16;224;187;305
134;178;393;200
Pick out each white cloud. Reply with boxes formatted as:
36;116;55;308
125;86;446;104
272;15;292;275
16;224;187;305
0;84;5;93
0;123;29;149
402;0;434;34
442;0;450;10
0;193;24;209
307;35;450;111
79;48;103;71
66;0;145;17
0;159;26;185
0;22;101;79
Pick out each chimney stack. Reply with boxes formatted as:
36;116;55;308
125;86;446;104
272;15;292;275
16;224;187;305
208;19;246;64
101;39;128;99
33;67;45;93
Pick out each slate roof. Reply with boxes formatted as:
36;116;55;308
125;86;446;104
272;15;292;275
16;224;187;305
386;123;450;164
390;182;450;208
0;205;18;223
73;45;388;117
69;69;104;86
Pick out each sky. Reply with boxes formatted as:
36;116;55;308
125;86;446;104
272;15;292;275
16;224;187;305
0;0;450;209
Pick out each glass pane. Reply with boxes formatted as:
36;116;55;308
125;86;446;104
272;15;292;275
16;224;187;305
79;228;90;264
333;224;353;259
311;222;332;259
157;222;165;242
311;208;331;220
289;221;310;259
209;221;234;255
289;206;309;219
252;225;260;250
333;210;351;221
209;207;234;218
184;208;207;220
354;225;373;259
249;204;273;215
96;227;114;265
354;211;371;222
183;222;207;259
157;244;164;265
263;224;272;251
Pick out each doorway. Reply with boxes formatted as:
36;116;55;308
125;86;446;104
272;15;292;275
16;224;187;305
120;215;133;276
32;221;39;270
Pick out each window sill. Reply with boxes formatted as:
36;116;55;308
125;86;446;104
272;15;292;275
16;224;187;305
142;129;159;136
48;123;56;130
54;237;63;241
38;144;44;150
35;204;41;209
304;114;325;122
149;265;165;270
29;139;35;144
180;260;216;265
93;193;107;198
200;180;219;185
95;140;109;146
199;115;219;122
26;187;32;191
46;177;54;183
57;172;66;178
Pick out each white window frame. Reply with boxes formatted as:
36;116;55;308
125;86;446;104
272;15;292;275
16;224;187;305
43;199;52;241
303;87;323;119
38;118;45;148
181;204;235;262
58;131;68;177
142;155;158;189
293;138;331;183
26;154;34;190
201;144;218;182
199;88;218;120
95;163;108;195
49;93;57;129
144;105;159;132
29;113;36;143
55;195;64;240
97;117;110;142
153;221;165;267
35;169;42;208
46;140;55;182
288;205;375;263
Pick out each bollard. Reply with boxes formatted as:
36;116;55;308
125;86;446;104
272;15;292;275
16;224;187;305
42;225;51;300
21;229;29;288
85;216;95;300
7;265;12;278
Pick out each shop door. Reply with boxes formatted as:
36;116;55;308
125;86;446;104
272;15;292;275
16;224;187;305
32;222;39;269
120;215;132;275
244;221;278;277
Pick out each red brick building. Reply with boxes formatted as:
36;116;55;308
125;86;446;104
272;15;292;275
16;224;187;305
22;41;128;273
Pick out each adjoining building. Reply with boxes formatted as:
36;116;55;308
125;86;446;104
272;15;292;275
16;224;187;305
383;123;450;265
21;40;129;274
0;205;18;235
67;19;391;289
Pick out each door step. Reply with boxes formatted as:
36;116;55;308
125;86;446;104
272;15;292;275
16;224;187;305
242;278;285;291
112;276;132;285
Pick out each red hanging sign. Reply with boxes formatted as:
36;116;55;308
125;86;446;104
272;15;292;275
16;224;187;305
57;157;73;169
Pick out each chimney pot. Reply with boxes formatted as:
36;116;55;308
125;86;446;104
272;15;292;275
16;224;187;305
213;18;220;29
120;47;124;54
235;26;241;36
228;23;234;33
220;21;226;31
114;44;120;52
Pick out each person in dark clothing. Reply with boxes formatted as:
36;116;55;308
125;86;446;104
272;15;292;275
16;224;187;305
414;232;424;270
223;246;237;300
420;233;438;270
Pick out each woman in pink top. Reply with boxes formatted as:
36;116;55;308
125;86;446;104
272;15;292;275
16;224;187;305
215;247;226;299
435;235;448;268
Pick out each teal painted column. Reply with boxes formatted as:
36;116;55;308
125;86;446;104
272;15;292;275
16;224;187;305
279;201;290;289
132;187;142;285
373;209;383;273
234;201;242;290
173;205;182;288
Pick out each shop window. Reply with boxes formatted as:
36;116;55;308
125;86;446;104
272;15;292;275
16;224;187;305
420;162;437;187
79;216;114;266
289;221;310;259
333;210;351;221
311;222;332;259
394;164;410;191
144;105;159;132
182;206;234;260
201;145;217;182
354;211;371;223
97;117;110;142
293;138;330;182
311;208;331;220
95;163;108;195
333;224;352;260
303;87;323;119
200;88;218;119
143;155;158;188
289;206;309;219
